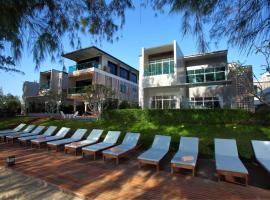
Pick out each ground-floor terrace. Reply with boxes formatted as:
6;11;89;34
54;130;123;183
0;143;269;200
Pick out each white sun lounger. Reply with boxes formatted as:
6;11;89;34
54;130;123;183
251;140;270;173
138;135;171;172
0;123;26;134
6;126;45;143
215;138;248;185
47;129;87;151
0;125;36;141
82;131;121;160
18;126;57;146
64;129;104;155
30;127;70;148
103;132;141;164
171;137;199;176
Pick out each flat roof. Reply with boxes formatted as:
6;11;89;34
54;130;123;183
62;46;138;72
184;50;228;61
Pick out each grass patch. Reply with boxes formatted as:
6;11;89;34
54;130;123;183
1;109;270;160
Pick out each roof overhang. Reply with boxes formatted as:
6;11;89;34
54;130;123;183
144;43;174;56
184;50;228;61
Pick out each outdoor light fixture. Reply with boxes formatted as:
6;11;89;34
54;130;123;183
6;155;16;167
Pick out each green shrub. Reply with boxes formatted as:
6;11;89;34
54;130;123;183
101;109;255;125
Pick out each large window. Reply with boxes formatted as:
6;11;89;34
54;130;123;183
187;66;226;83
144;58;174;76
108;61;118;75
120;67;129;80
120;84;127;94
151;95;177;109
189;97;220;109
130;73;137;83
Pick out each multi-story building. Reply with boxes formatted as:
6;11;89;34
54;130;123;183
23;46;139;114
139;40;254;110
63;46;138;111
254;72;270;106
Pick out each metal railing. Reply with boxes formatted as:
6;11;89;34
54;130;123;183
40;84;50;90
68;61;101;73
68;87;85;94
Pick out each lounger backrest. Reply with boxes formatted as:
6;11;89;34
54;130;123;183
23;125;36;133
179;137;199;153
14;123;26;131
215;138;238;157
152;135;171;151
122;132;140;147
103;131;121;144
87;129;103;141
72;129;87;139
31;126;46;134
60;111;66;119
252;140;270;160
43;126;57;136
55;127;70;137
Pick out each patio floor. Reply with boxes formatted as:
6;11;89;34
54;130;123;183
0;142;269;200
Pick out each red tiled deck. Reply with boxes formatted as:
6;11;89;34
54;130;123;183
0;143;270;200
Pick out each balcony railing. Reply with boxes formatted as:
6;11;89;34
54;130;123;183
40;84;50;90
68;61;101;73
68;87;85;94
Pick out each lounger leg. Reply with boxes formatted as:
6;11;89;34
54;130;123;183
245;175;248;186
82;151;85;158
138;161;141;169
116;157;119;165
192;168;195;177
103;155;105;162
156;164;160;172
171;165;174;174
75;149;77;156
93;153;96;160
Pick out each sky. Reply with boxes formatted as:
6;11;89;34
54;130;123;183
0;3;267;97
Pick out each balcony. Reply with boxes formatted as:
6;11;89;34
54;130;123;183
40;84;50;90
68;61;101;73
68;87;86;95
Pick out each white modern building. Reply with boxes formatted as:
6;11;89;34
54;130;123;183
254;72;270;106
139;40;254;110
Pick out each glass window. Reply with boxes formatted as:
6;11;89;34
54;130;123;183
130;73;137;83
151;95;177;109
156;62;162;75
189;96;221;109
205;73;215;82
163;61;170;74
120;84;126;93
215;72;225;81
108;61;118;75
205;68;215;73
195;69;204;74
196;74;204;83
144;58;174;76
120;67;129;80
187;75;195;83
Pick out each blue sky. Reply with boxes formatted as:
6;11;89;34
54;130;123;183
0;3;266;97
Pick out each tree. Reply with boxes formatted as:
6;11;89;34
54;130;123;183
82;84;115;119
0;89;21;117
231;40;270;107
151;0;270;54
43;90;66;113
0;0;133;73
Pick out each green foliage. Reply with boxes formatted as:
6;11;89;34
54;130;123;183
0;117;34;130
0;0;133;72
118;101;139;109
101;109;257;125
0;90;21;117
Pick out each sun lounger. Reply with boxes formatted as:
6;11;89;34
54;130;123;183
18;126;57;146
251;140;270;173
6;125;45;143
0;125;36;142
47;128;87;151
138;135;171;172
103;132;141;164
65;129;103;155
0;123;26;134
171;137;199;176
30;127;70;148
82;131;121;160
215;138;248;185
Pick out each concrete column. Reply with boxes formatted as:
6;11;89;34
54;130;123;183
84;102;89;113
73;101;77;112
